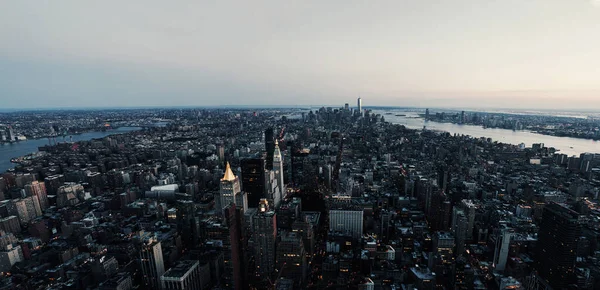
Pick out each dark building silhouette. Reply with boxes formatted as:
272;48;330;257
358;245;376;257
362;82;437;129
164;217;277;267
536;202;581;288
265;128;275;170
241;157;266;207
253;199;277;278
277;231;307;286
223;204;244;290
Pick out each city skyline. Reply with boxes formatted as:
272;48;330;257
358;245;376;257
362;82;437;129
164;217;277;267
2;0;600;109
1;107;600;289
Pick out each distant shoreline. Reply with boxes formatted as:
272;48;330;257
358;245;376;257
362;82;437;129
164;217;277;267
2;105;599;114
0;127;126;145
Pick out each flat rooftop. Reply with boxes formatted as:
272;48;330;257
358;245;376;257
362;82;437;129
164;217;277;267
162;260;199;279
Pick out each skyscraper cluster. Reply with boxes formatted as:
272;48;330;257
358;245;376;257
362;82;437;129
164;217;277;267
1;105;600;289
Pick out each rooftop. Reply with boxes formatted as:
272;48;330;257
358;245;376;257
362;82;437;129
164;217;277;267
410;267;435;280
161;260;199;280
222;162;236;181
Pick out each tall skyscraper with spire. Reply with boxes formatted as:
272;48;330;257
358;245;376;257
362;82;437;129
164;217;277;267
273;139;285;207
218;162;248;213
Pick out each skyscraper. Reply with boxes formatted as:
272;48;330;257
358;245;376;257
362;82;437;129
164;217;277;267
265;170;281;208
357;97;362;115
222;204;244;290
460;199;476;240
273;140;285;207
265;128;275;170
536;202;581;288
252;199;277;277
218;162;247;213
241;157;266;207
493;226;513;272
136;232;165;289
451;208;467;257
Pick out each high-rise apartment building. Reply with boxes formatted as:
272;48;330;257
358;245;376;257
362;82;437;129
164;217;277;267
0;216;20;234
25;181;48;211
8;198;38;224
0;244;23;272
44;174;64;196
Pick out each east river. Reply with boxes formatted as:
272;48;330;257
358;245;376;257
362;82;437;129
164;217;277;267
377;110;600;157
0;127;141;172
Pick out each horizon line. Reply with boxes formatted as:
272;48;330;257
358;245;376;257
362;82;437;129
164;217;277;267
1;105;600;113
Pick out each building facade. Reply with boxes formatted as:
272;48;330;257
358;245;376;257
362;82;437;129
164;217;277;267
241;157;266;207
329;209;364;240
253;199;277;277
536;202;581;288
137;232;165;289
218;162;247;213
276;231;307;285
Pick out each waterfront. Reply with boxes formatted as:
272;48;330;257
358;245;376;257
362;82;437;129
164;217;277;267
0;127;141;172
378;110;600;156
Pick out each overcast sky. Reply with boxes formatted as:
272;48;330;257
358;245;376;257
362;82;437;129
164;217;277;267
1;0;600;109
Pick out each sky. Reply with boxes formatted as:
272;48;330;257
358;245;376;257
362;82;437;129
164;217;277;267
1;0;600;110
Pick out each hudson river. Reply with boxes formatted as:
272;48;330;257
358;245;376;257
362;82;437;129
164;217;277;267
0;127;141;172
377;111;600;157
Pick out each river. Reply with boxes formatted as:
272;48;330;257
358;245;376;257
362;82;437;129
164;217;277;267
377;110;600;156
0;127;141;173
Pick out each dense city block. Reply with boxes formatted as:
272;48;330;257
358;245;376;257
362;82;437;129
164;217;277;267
0;104;599;289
